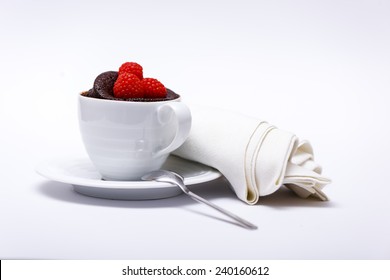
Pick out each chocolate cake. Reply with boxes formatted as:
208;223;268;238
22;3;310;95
82;71;179;102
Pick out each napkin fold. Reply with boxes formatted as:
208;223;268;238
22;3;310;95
173;105;331;205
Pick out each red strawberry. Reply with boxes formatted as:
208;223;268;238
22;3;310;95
113;73;144;99
142;78;167;98
118;62;143;79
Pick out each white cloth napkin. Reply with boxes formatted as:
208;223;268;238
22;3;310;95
173;105;331;205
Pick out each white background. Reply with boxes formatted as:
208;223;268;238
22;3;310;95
1;0;389;259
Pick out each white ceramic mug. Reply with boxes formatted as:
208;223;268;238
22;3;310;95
78;94;191;180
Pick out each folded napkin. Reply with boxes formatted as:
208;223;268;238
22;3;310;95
173;105;331;205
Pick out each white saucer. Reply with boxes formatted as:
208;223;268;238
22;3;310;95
36;156;221;200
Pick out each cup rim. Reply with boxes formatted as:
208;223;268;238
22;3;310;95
79;91;181;105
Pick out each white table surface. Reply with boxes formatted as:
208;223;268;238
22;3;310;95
1;0;389;259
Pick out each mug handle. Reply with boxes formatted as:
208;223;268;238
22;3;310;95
153;102;192;157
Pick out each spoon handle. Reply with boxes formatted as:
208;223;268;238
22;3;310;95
186;190;258;230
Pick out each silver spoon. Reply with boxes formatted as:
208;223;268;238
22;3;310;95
142;170;257;230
